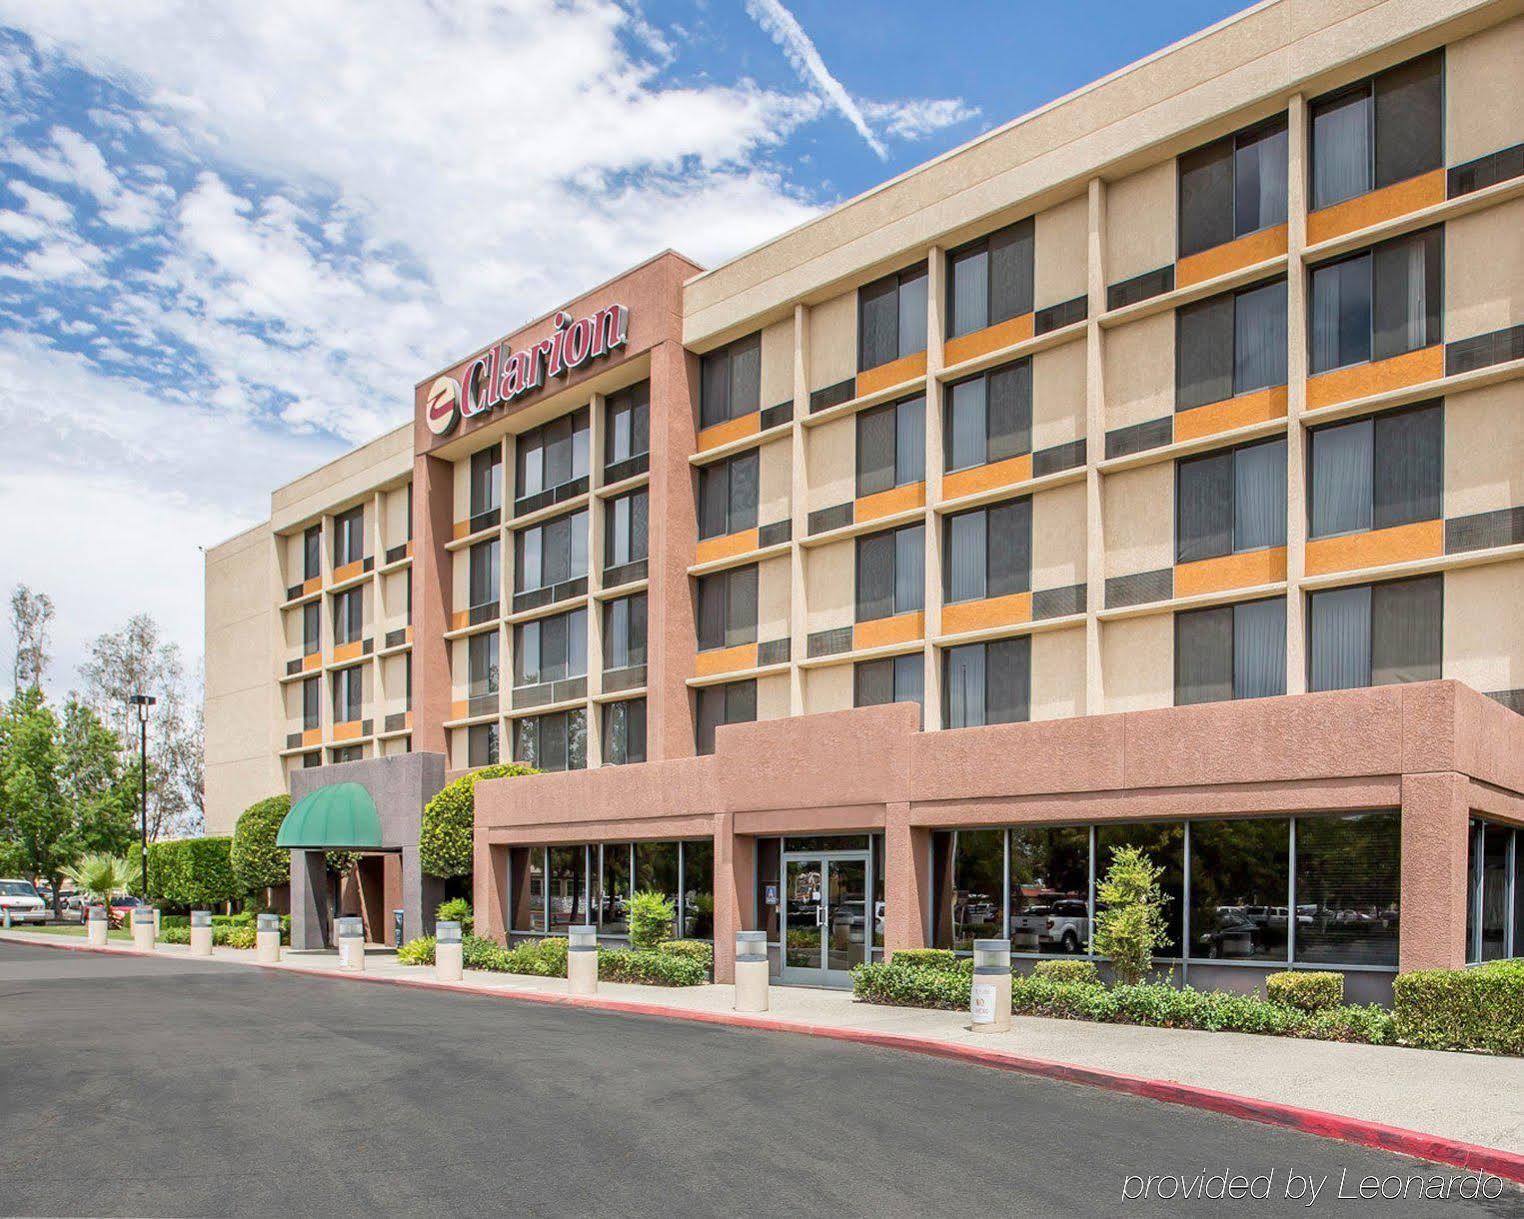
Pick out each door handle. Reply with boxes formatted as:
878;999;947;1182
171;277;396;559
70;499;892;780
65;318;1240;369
816;904;825;927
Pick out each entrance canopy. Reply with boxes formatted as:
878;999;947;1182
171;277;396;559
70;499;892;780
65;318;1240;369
277;782;384;849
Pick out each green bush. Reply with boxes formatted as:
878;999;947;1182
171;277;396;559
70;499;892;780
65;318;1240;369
1393;959;1524;1055
1266;970;1344;1013
159;925;191;945
419;764;537;878
463;934;511;972
597;948;708;987
231;795;291;896
224;925;257;950
888;948;960;971
658;939;714;971
852;961;971;1010
436;898;474;935
129;837;239;909
1033;959;1100;985
1091;846;1170;985
627;890;674;950
397;936;436;966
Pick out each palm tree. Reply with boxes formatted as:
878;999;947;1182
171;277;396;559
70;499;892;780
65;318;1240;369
61;854;134;927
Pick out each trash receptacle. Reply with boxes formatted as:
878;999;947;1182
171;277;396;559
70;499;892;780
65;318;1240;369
971;939;1012;1033
393;908;405;949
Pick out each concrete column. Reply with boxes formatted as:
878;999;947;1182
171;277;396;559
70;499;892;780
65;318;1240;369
474;835;510;944
1398;771;1472;971
412;451;455;757
402;844;443;944
1083;177;1108;715
788;302;810;717
712;812;749;984
290;848;330;949
884;803;930;952
924;244;946;728
586;392;606;768
1284;92;1310;696
383;853;404;944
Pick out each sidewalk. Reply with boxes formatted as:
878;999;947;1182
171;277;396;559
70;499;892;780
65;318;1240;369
6;927;1521;1171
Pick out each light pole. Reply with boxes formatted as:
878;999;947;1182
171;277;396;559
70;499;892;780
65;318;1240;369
129;695;156;899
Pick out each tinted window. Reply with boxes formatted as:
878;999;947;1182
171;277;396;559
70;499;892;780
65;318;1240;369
698;450;759;540
1179;118;1288;257
696;565;758;651
856;524;925;621
604;380;650;467
603;594;647;672
604;488;649;568
856;394;925;497
1308;574;1440;692
1175;597;1286;705
947;218;1034;337
1189;818;1290;962
470;447;502;517
515;408;589;499
1175;439;1286;563
695;679;756;755
1176;279;1286;410
853;654;924;720
1294;812;1400;967
943;635;1030;728
944;360;1031;472
859;265;928;370
700;334;761;428
1309;402;1440;538
943;498;1031;603
1310;228;1440;375
513;709;587;772
468;630;500;696
602;700;647;766
513;608;586;686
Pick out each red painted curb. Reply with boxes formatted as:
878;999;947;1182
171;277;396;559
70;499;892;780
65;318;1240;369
8;934;1523;1185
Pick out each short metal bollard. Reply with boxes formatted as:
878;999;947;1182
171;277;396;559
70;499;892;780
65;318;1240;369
970;939;1012;1033
131;906;157;952
435;920;463;982
567;925;597;995
255;913;281;964
734;930;770;1012
189;909;214;956
336;916;365;971
87;905;108;947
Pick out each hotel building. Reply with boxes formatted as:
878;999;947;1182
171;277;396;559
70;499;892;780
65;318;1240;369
206;0;1524;996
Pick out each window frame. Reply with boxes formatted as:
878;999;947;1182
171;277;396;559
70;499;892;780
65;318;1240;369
604;380;651;468
1173;596;1288;706
512;607;588;688
469;445;503;518
943;358;1033;475
857;263;929;372
512;509;588;594
1174;436;1288;564
696;565;759;652
945;217;1036;339
694;679;757;755
1307;400;1443;540
515;407;590;502
1306;573;1443;693
699;332;762;429
855;393;926;498
1307;227;1443;376
603;487;649;569
332;506;365;567
1176;114;1289;259
697;449;759;541
941;497;1032;605
1174;277;1289;411
941;635;1032;729
855;523;926;622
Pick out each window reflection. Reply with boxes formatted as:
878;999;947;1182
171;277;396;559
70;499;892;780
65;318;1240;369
1009;826;1089;955
1189;818;1290;962
1294;812;1400;967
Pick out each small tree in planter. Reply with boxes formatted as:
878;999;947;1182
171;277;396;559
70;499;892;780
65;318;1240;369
1091;846;1171;986
627;890;674;950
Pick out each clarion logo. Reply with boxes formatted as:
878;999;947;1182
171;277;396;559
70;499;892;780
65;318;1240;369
425;303;630;438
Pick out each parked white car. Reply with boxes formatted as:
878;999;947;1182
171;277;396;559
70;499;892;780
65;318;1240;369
0;879;49;923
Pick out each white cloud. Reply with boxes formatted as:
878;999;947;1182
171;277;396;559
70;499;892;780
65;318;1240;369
864;97;982;141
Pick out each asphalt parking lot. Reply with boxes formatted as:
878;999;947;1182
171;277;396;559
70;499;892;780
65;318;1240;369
0;941;1517;1217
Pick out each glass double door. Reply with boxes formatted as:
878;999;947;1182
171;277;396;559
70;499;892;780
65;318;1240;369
781;853;869;986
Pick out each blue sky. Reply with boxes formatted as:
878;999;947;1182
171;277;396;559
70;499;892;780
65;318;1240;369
0;0;1248;691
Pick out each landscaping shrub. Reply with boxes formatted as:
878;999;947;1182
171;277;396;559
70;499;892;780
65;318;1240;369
436;898;473;935
230;795;291;897
658;939;714;972
418;764;536;878
597;948;708;987
1032;959;1100;985
129;837;239;910
397;936;436;966
852;961;971;1011
224;925;257;950
159;925;191;945
1091;846;1170;985
888;948;960;971
462;935;511;972
1393;959;1524;1055
1266;970;1344;1013
627;890;674;950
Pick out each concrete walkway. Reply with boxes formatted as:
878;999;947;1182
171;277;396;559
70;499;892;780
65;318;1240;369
7;928;1521;1160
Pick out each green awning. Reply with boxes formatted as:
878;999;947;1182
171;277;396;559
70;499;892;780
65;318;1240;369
276;782;383;849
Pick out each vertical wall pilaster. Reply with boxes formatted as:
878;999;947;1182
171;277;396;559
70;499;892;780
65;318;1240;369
1398;771;1472;971
924;245;946;728
412;451;455;758
884;803;929;953
1284;92;1310;696
1084;176;1108;715
712;812;750;984
789;302;810;716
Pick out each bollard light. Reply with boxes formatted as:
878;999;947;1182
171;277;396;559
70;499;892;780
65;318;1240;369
735;930;767;961
435;920;462;944
336;916;365;971
568;925;597;951
189;910;213;957
435;920;463;982
255;913;282;964
131;906;157;952
87;905;108;948
567;923;597;995
970;938;1013;1034
734;930;770;1013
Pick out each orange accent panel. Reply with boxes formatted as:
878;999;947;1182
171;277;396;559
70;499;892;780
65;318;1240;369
301;728;322;748
1174;547;1287;598
301;576;322;596
333;559;364;584
1305;170;1445;246
404;712;413;730
450;610;469;631
302;653;322;673
695;528;760;566
452;520;470;541
695;643;759;678
1305;346;1443;410
697;411;760;453
856;350;928;398
332;640;362;664
1304;520;1443;577
941;455;1034;502
405;625;414;644
943;313;1035;367
332;720;362;742
855;481;925;524
450;700;469;720
1174;385;1288;443
1174;224;1288;289
940;592;1033;636
853;611;925;651
405;540;414;558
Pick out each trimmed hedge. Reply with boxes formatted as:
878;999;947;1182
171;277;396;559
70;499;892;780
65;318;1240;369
398;934;708;987
129;837;239;909
598;948;708;987
1033;959;1100;985
888;948;959;971
231;795;291;894
657;939;714;971
1266;970;1344;1013
419;764;537;878
1393;959;1524;1055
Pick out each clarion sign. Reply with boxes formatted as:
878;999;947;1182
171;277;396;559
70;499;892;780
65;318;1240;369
424;302;630;437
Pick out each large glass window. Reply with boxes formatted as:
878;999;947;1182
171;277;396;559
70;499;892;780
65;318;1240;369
856;524;925;621
604;488;648;569
1175;438;1287;564
944;360;1032;474
682;841;715;938
546;845;588;934
511;846;546;933
604;380;650;469
854;654;924;720
696;565;758;651
859;264;928;370
856;394;925;497
602;699;646;766
943;636;1030;729
1176;279;1288;410
596;844;632;934
603;594;647;672
936;829;1004;952
1188;818;1290;961
697;450;758;540
1175;597;1286;705
1309;402;1441;538
301;676;320;730
467;630;500;697
467;721;498;767
468;538;500;609
1478;823;1511;962
515;408;589;501
512;608;587;687
302;601;321;655
695;679;755;755
332;665;362;723
947;218;1034;338
1309;228;1442;373
513;510;588;593
1178;116;1289;257
333;506;365;567
1096;822;1185;957
700;333;761;429
303;525;321;581
943;498;1030;603
1310;51;1443;211
512;709;586;772
1308;574;1441;692
332;588;363;645
1009;826;1090;955
469;446;502;519
634;840;679;910
1294;812;1400;966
